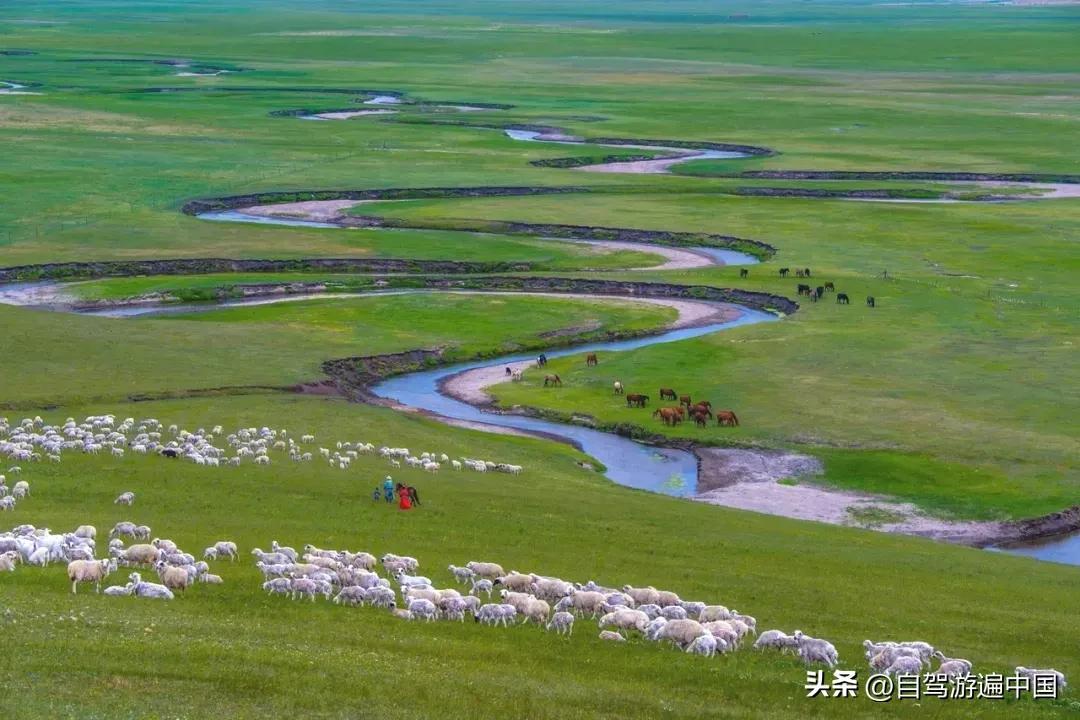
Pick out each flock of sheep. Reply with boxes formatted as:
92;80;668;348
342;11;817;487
245;546;1067;689
0;413;525;515
0;412;1068;694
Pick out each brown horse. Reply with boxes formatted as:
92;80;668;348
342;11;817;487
715;410;739;427
626;393;649;408
690;402;712;419
824;281;835;292
692;411;709;428
679;395;692;407
652;407;681;426
585;353;598;366
659;388;677;401
543;374;562;387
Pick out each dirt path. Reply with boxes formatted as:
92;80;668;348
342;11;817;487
693;447;1006;544
441;297;741;406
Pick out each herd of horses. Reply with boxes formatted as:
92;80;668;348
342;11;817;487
527;266;883;429
535;354;741;430
611;364;739;429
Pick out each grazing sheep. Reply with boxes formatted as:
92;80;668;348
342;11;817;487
109;522;138;540
659;605;688;621
0;551;17;572
332;587;367;608
440;597;469;622
731;612;758;635
74;525;97;540
114;491;135;506
687;633;720;658
465;561;505;580
128;572;174;600
599;630;626;642
699;605;734;622
263;578;292;596
408;598;438;622
1015;667;1067;691
499;590;534;615
885;656;923;676
598;609;650;635
211;541;238;561
67;558;113;594
645;617;668;641
702;621;741;650
290;578;318;602
270;541;297;562
558;590;608;618
654;590;682;608
531;577;574;602
520;598;551;626
754;630;798;653
794;630;839;668
366;586;397;609
679;601;706;619
546;611;575;636
656;619;709;650
394;570;432;588
154;561;191;594
493;572;534;593
115;544;158;566
12;481;29;498
931;651;971;675
869;645;922;671
133;525;151;540
621;585;658;606
448;564;475;585
27;547;50;567
470;578;494;597
475;603;510;626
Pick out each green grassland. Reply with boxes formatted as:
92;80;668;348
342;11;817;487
1;394;1078;720
1;1;1078;718
0;292;673;408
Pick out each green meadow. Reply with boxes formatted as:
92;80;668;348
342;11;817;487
0;1;1077;717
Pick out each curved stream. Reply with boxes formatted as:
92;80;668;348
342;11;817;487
372;308;777;497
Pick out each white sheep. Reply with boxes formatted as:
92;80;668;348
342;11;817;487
129;572;174;600
470;578;493;597
408;598;438;622
885;656;923;676
334;586;368;607
200;573;223;584
659;605;688;621
520;597;551;626
599;630;626;642
656;619;708;650
794;631;839;667
686;633;720;657
0;551;17;572
448;564;475;585
546;611;575;636
1015;667;1067;691
753;630;798;653
598;608;649;635
103;583;133;596
114;491;135;506
465;561;505;579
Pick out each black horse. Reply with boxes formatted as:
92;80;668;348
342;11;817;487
837;293;850;305
866;296;875;308
739;268;749;278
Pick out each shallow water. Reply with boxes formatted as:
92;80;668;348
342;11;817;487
991;532;1080;566
199;210;342;228
504;128;748;164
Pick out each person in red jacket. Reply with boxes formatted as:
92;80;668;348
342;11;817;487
397;483;412;510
